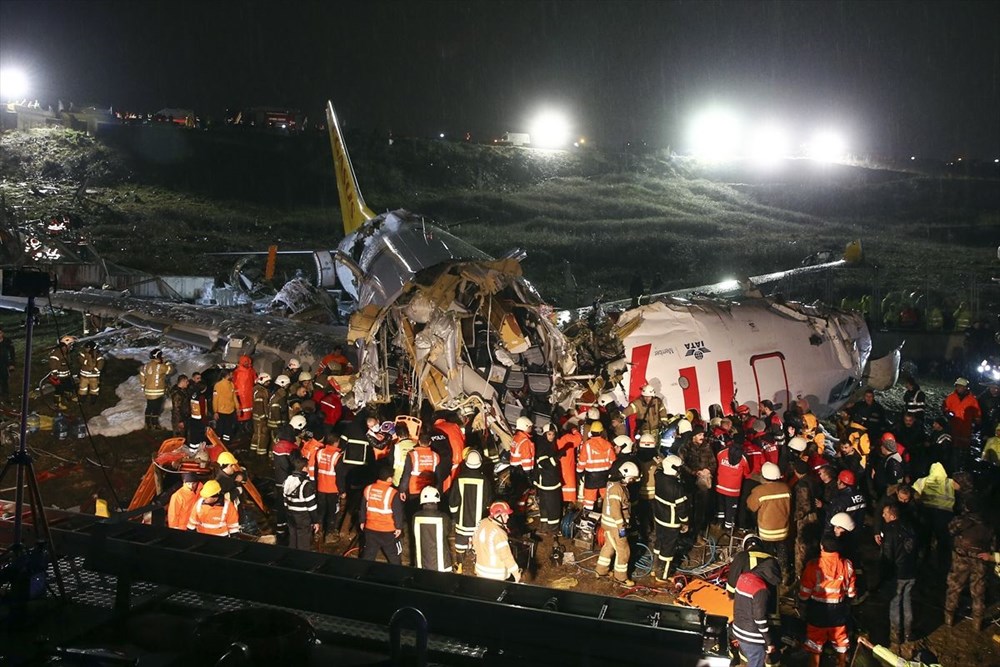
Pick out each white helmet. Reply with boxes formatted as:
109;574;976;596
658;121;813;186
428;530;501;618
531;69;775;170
274;374;291;388
539;422;556;434
613;435;633;454
289;415;308;431
661;454;682;476
641;384;656;398
586;406;601;421
257;372;272;385
618;461;639;482
60;335;76;347
287;358;301;370
465;450;483;469
638;432;658;448
298;371;313;381
515;416;534;432
761;462;782;481
788;436;808;452
419;486;441;505
597;392;616;407
676;418;692;435
830;512;856;532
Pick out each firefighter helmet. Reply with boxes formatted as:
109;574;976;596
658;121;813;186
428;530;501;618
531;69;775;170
588;421;604;434
597;392;616;407
641;384;656;398
465;449;483;470
837;469;856;486
257;372;272;385
676;419;692;434
199;480;222;498
618;461;639;482
217;452;238;466
489;501;513;518
515;416;534;432
149;347;161;359
638;432;657;448
298;371;313;382
289;415;307;431
761;462;782;481
586;406;600;421
539;422;556;434
830;512;856;532
274;374;291;388
287;358;301;370
419;486;441;505
59;335;76;347
788;436;808;452
613;434;633;453
661;454;682;476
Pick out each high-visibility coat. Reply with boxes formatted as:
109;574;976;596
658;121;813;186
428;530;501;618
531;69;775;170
510;430;535;472
361;480;402;533
555;431;580;502
232;356;257;422
392;438;417;486
449;467;493;541
747;481;791;541
601;481;630;530
76;347;104;378
798;550;856;628
48;346;72;382
912;462;955;512
299;436;323;465
252;384;269;422
716;449;751;497
434;419;466;487
472;517;519;580
942;391;981;447
187;498;239;536
401;446;442;495
413;508;453;572
623;396;668;435
577;436;616;473
311;444;344;493
140;359;173;398
653;472;689;529
190;389;207;422
167;484;199;530
267;388;288;428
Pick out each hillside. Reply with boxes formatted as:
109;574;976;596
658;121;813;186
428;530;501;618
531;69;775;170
1;125;998;310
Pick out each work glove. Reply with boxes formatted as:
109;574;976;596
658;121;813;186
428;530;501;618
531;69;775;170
618;528;627;538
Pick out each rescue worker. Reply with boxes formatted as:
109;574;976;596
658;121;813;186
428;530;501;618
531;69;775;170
449;449;493;569
283;452;320;550
747;463;791;578
678;426;716;538
250;372;272;455
851;389;886;438
310;432;346;543
48;336;76;411
232;354;256;429
652;454;689;582
392;422;418;487
623;383;669;438
187;379;208;448
140;348;173;430
283;357;303;384
215;451;245;505
317;344;353;375
901;376;926;423
433;411;466;489
726;535;773;595
555;419;581;507
211;367;239;444
168;375;191;437
716;434;751;530
636;432;660;538
167;473;201;530
912;462;956;570
400;430;444;519
360;466;404;565
271;424;298;541
944;501;994;630
287;370;314;407
791;459;822;580
510;416;536;481
874;433;907;498
928;417;952;470
75;340;104;403
534;423;563;533
0;327;14;402
595;461;639;586
798;535;857;667
577;421;616;511
941;377;981;469
186;479;240;537
267;374;291;443
317;376;344;431
412;486;453;572
472;501;521;581
731;557;782;667
827;470;867;536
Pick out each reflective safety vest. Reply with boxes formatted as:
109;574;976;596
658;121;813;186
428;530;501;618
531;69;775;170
413;511;452;572
914;473;955;512
510;431;535;472
601;481;630;529
300;437;323;464
363;480;399;533
313;446;343;494
406;447;441;495
140;359;173;398
190;393;205;420
167;484;199;530
187;498;239;536
342;435;370;466
472;517;519;580
799;550;856;608
577;437;615;473
393;439;416;486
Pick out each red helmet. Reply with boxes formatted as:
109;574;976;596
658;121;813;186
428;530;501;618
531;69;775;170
837;470;856;486
489;501;513;518
736;404;751;415
880;432;896;444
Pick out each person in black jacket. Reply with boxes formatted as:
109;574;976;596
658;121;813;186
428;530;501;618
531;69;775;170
877;502;918;648
412;486;453;572
731;557;782;667
534;424;563;533
449;449;494;571
283;453;319;550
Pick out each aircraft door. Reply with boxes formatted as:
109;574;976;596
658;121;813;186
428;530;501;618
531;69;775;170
749;352;789;410
313;250;338;289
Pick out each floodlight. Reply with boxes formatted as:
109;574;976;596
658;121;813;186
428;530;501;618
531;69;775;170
689;108;742;160
0;68;29;101
748;123;790;165
806;130;847;162
530;110;571;148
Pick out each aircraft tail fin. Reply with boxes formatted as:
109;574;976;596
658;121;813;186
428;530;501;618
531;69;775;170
326;101;375;236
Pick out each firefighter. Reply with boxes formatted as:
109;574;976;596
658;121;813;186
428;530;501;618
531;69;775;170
412;486;453;572
595;461;639;585
623;383;669;438
534;423;563;533
251;373;272;455
75;340;104;403
577;421;616;511
284;357;303;384
726;535;774;595
360;466;404;564
798;535;857;667
283;453;320;550
187;379;208;448
555;418;581;507
636;432;660;539
271;424;298;541
268;374;291;443
48;336;76;411
652;454;689;582
310;432;346;543
186;480;240;537
232;354;256;429
168;374;191;437
510;416;536;481
449;449;493;570
472;501;521;581
140;348;173;430
212;367;239;444
748;463;791;578
167;473;201;530
317;344;353;376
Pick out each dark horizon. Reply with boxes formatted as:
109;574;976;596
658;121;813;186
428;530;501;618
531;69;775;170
1;0;999;159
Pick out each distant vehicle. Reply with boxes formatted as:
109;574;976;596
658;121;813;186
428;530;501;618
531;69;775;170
498;132;530;147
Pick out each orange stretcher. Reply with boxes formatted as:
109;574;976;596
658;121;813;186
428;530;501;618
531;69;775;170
674;578;734;621
128;427;266;513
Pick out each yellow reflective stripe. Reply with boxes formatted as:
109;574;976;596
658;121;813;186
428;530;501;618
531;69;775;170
758;493;790;502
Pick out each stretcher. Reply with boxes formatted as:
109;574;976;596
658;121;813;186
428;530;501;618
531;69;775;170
674;578;734;621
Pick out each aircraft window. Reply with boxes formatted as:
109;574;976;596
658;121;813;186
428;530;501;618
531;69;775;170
678;376;690;390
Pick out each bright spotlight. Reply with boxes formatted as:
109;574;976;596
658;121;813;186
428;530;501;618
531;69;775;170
748;123;790;165
689;108;742;160
806;130;847;162
530;110;571;148
0;68;30;101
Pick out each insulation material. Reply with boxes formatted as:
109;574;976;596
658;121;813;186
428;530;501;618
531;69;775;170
486;296;530;354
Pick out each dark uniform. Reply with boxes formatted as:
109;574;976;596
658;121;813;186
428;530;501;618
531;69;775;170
251;382;271;454
652;470;689;580
792;474;821;577
413;504;453;571
169;381;190;437
47;342;75;409
449;459;493;555
187;384;207;446
283;470;318;550
534;435;563;533
267;386;289;442
944;510;994;629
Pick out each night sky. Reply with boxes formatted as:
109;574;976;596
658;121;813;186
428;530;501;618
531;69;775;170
1;0;998;158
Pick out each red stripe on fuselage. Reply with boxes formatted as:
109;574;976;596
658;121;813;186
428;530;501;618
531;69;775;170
629;344;652;400
679;366;700;414
718;360;734;410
